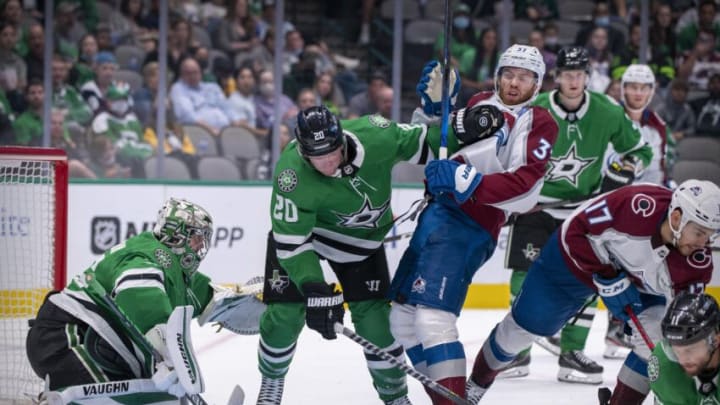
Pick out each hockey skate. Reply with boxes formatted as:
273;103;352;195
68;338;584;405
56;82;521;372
496;352;530;379
257;376;284;404
466;379;487;404
557;350;603;385
603;316;633;359
384;396;413;405
534;334;561;356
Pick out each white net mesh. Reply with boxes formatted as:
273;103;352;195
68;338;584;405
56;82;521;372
0;157;58;402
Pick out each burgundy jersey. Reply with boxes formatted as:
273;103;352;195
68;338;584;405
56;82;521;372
452;91;559;239
559;184;713;297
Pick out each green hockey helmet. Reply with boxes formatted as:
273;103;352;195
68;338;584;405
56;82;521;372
153;198;213;275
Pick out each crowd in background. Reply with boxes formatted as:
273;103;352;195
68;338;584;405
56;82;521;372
0;0;718;181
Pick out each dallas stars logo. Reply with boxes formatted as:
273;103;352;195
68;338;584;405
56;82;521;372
522;243;540;262
546;142;596;187
269;269;290;294
334;195;390;229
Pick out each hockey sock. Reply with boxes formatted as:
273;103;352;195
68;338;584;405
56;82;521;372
509;270;531;361
257;302;304;379
560;295;598;353
428;376;466;405
609;380;647;405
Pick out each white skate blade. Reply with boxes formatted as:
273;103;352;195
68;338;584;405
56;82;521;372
227;385;245;405
496;365;529;379
557;367;603;385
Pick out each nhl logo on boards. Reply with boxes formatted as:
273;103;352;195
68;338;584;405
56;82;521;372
411;276;426;294
277;169;298;193
155;248;172;269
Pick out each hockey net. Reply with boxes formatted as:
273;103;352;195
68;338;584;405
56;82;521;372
0;147;68;402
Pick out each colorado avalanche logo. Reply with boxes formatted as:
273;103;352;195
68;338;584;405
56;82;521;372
687;249;712;269
411;276;426;294
689;186;703;197
631;193;656;218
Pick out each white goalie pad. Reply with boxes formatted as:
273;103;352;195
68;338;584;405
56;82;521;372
165;305;204;395
197;276;266;335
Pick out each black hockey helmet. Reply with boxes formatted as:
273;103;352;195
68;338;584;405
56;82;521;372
556;46;590;73
662;292;720;346
295;105;345;158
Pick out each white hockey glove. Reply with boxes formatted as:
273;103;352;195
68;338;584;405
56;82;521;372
417;60;460;117
198;276;266;335
145;305;204;397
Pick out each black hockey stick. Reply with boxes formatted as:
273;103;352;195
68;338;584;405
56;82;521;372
439;0;451;159
334;323;473;405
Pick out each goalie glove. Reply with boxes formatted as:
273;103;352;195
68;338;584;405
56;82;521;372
145;306;204;397
197;277;266;335
417;60;460;117
302;282;344;340
425;159;483;204
452;104;508;147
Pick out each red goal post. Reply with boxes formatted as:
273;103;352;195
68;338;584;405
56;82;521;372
0;146;68;401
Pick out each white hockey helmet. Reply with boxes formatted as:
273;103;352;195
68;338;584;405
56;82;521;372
668;179;720;245
621;64;656;113
494;44;546;109
153;198;214;275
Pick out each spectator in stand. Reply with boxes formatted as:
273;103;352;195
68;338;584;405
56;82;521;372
94;22;114;52
611;21;676;88
0;22;26;102
605;78;622;102
89;82;151;178
677;29;720;91
677;0;720;54
53;0;99;34
313;71;345;117
109;0;147;47
170;56;243;136
253;68;297;146
689;73;720;137
144;17;199;78
574;1;625;55
529;28;557;74
296;87;316;111
514;0;559;23
23;23;43;82
375;85;393;119
458;27;499;103
2;0;33;57
356;0;374;45
11;79;44;146
133;61;161;127
650;3;678;62
80;51;118;114
214;0;261;67
347;69;388;119
54;2;85;61
143;107;199;178
139;0;161;31
657;78;696;141
434;3;477;67
49;109;96;178
543;22;562;54
256;0;295;41
282;29;306;76
51;53;93;129
585;26;614;92
70;34;99;88
87;135;132;178
228;64;266;137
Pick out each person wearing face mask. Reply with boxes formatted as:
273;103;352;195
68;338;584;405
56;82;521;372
253;68;298;149
574;1;625;56
513;0;559;23
433;3;477;68
90;82;152;177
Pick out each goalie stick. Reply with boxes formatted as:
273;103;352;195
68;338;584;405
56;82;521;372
334;323;473;405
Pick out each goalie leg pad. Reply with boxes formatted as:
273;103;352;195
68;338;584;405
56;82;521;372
164;305;204;395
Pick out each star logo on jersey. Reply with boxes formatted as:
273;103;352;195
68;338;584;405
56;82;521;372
546;142;597;187
647;355;659;382
269;269;290;294
334;195;390;229
522;243;541;262
277;169;298;193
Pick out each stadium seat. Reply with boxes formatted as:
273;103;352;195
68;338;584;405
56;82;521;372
220;127;263;174
183;125;219;156
197;156;243;180
113;69;143;92
114;45;146;72
144;156;192;180
670;160;720;185
675;137;720;163
555;20;582;45
380;0;422;20
557;0;595;21
192;25;213;49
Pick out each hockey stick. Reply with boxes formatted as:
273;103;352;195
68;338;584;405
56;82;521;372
625;305;655;351
439;0;451;159
334;323;473;405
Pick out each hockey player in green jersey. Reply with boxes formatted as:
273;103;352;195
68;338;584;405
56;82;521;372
648;292;720;405
502;46;653;384
26;198;259;404
256;101;501;405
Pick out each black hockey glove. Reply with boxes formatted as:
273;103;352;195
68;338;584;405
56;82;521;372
600;161;635;193
451;104;506;145
302;282;345;340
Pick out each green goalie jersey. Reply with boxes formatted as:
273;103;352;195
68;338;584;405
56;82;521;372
271;114;459;288
649;340;720;405
533;90;652;201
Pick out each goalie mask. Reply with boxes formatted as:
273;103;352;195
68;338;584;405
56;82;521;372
153;198;213;275
668;179;720;246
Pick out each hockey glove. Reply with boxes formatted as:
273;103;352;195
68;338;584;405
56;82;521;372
592;272;642;323
600;161;635;193
302;282;345;340
417;60;460;117
425;159;483;204
452;104;508;146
